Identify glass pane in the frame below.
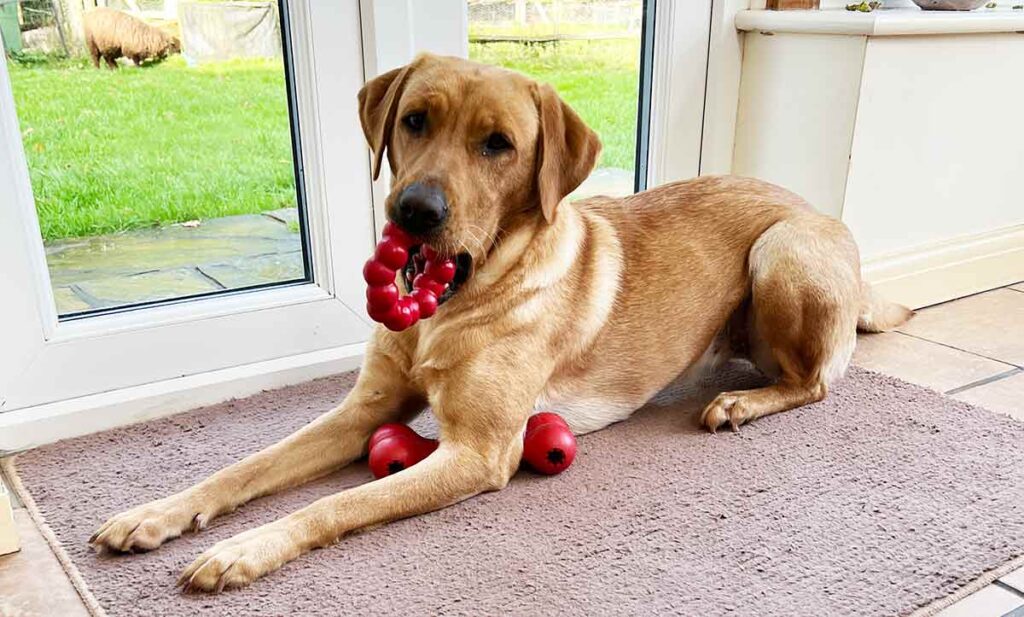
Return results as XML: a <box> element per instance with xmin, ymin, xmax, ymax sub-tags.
<box><xmin>467</xmin><ymin>0</ymin><xmax>645</xmax><ymax>199</ymax></box>
<box><xmin>4</xmin><ymin>0</ymin><xmax>309</xmax><ymax>318</ymax></box>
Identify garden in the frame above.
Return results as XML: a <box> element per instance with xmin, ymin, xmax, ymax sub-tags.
<box><xmin>8</xmin><ymin>53</ymin><xmax>297</xmax><ymax>240</ymax></box>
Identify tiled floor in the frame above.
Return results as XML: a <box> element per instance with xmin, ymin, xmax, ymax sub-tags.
<box><xmin>0</xmin><ymin>283</ymin><xmax>1022</xmax><ymax>616</ymax></box>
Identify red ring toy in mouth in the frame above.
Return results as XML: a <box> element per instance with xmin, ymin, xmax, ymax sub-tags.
<box><xmin>363</xmin><ymin>222</ymin><xmax>457</xmax><ymax>332</ymax></box>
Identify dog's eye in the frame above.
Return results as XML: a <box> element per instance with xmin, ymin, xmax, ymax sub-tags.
<box><xmin>402</xmin><ymin>112</ymin><xmax>426</xmax><ymax>134</ymax></box>
<box><xmin>482</xmin><ymin>133</ymin><xmax>512</xmax><ymax>156</ymax></box>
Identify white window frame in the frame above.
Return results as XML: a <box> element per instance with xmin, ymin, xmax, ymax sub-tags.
<box><xmin>1</xmin><ymin>0</ymin><xmax>746</xmax><ymax>452</ymax></box>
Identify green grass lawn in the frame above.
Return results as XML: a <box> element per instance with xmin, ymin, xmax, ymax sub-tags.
<box><xmin>8</xmin><ymin>37</ymin><xmax>638</xmax><ymax>241</ymax></box>
<box><xmin>469</xmin><ymin>38</ymin><xmax>640</xmax><ymax>171</ymax></box>
<box><xmin>9</xmin><ymin>54</ymin><xmax>297</xmax><ymax>241</ymax></box>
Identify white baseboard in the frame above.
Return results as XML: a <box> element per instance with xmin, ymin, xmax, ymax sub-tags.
<box><xmin>0</xmin><ymin>342</ymin><xmax>366</xmax><ymax>453</ymax></box>
<box><xmin>863</xmin><ymin>224</ymin><xmax>1024</xmax><ymax>310</ymax></box>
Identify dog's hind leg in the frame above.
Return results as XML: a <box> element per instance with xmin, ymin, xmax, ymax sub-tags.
<box><xmin>90</xmin><ymin>335</ymin><xmax>424</xmax><ymax>553</ymax></box>
<box><xmin>701</xmin><ymin>216</ymin><xmax>861</xmax><ymax>432</ymax></box>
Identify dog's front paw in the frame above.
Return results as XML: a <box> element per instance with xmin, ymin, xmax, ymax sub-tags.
<box><xmin>700</xmin><ymin>392</ymin><xmax>751</xmax><ymax>433</ymax></box>
<box><xmin>90</xmin><ymin>495</ymin><xmax>206</xmax><ymax>553</ymax></box>
<box><xmin>179</xmin><ymin>523</ymin><xmax>300</xmax><ymax>593</ymax></box>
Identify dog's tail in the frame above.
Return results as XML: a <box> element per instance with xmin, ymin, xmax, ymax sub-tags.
<box><xmin>857</xmin><ymin>281</ymin><xmax>914</xmax><ymax>333</ymax></box>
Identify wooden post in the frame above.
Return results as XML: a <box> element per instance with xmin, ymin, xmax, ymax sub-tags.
<box><xmin>61</xmin><ymin>0</ymin><xmax>88</xmax><ymax>54</ymax></box>
<box><xmin>50</xmin><ymin>0</ymin><xmax>71</xmax><ymax>56</ymax></box>
<box><xmin>766</xmin><ymin>0</ymin><xmax>820</xmax><ymax>9</ymax></box>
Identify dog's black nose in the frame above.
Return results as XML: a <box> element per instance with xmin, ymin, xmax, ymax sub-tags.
<box><xmin>395</xmin><ymin>183</ymin><xmax>448</xmax><ymax>236</ymax></box>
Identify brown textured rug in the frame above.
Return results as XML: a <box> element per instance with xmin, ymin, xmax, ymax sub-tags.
<box><xmin>5</xmin><ymin>365</ymin><xmax>1024</xmax><ymax>617</ymax></box>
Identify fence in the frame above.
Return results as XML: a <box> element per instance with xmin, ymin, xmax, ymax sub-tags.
<box><xmin>3</xmin><ymin>0</ymin><xmax>280</xmax><ymax>62</ymax></box>
<box><xmin>0</xmin><ymin>0</ymin><xmax>71</xmax><ymax>54</ymax></box>
<box><xmin>468</xmin><ymin>0</ymin><xmax>641</xmax><ymax>41</ymax></box>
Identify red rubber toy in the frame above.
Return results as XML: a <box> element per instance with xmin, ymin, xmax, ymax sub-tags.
<box><xmin>368</xmin><ymin>423</ymin><xmax>439</xmax><ymax>479</ymax></box>
<box><xmin>526</xmin><ymin>412</ymin><xmax>569</xmax><ymax>434</ymax></box>
<box><xmin>363</xmin><ymin>222</ymin><xmax>457</xmax><ymax>332</ymax></box>
<box><xmin>522</xmin><ymin>412</ymin><xmax>577</xmax><ymax>475</ymax></box>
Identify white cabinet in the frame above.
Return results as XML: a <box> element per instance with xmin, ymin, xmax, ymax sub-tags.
<box><xmin>733</xmin><ymin>9</ymin><xmax>1024</xmax><ymax>308</ymax></box>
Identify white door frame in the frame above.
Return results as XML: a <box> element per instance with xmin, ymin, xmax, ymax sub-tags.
<box><xmin>645</xmin><ymin>0</ymin><xmax>713</xmax><ymax>186</ymax></box>
<box><xmin>647</xmin><ymin>0</ymin><xmax>749</xmax><ymax>184</ymax></box>
<box><xmin>1</xmin><ymin>0</ymin><xmax>747</xmax><ymax>452</ymax></box>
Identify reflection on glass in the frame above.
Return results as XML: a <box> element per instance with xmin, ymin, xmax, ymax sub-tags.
<box><xmin>4</xmin><ymin>0</ymin><xmax>306</xmax><ymax>316</ymax></box>
<box><xmin>467</xmin><ymin>0</ymin><xmax>642</xmax><ymax>198</ymax></box>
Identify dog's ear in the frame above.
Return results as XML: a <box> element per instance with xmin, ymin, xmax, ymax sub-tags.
<box><xmin>533</xmin><ymin>83</ymin><xmax>602</xmax><ymax>223</ymax></box>
<box><xmin>358</xmin><ymin>60</ymin><xmax>418</xmax><ymax>180</ymax></box>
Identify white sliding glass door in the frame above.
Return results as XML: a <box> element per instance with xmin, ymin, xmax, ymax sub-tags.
<box><xmin>0</xmin><ymin>1</ymin><xmax>375</xmax><ymax>449</ymax></box>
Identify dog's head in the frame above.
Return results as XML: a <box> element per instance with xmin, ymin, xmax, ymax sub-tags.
<box><xmin>358</xmin><ymin>53</ymin><xmax>601</xmax><ymax>276</ymax></box>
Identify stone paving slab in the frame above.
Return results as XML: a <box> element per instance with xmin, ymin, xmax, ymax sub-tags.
<box><xmin>72</xmin><ymin>268</ymin><xmax>221</xmax><ymax>309</ymax></box>
<box><xmin>573</xmin><ymin>167</ymin><xmax>634</xmax><ymax>199</ymax></box>
<box><xmin>46</xmin><ymin>210</ymin><xmax>303</xmax><ymax>315</ymax></box>
<box><xmin>46</xmin><ymin>213</ymin><xmax>301</xmax><ymax>287</ymax></box>
<box><xmin>264</xmin><ymin>207</ymin><xmax>300</xmax><ymax>228</ymax></box>
<box><xmin>198</xmin><ymin>251</ymin><xmax>304</xmax><ymax>290</ymax></box>
<box><xmin>51</xmin><ymin>286</ymin><xmax>92</xmax><ymax>313</ymax></box>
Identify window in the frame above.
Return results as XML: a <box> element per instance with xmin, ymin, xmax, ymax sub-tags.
<box><xmin>466</xmin><ymin>0</ymin><xmax>651</xmax><ymax>197</ymax></box>
<box><xmin>4</xmin><ymin>0</ymin><xmax>310</xmax><ymax>317</ymax></box>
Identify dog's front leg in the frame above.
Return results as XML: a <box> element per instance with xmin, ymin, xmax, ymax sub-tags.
<box><xmin>91</xmin><ymin>338</ymin><xmax>422</xmax><ymax>553</ymax></box>
<box><xmin>178</xmin><ymin>443</ymin><xmax>509</xmax><ymax>591</ymax></box>
<box><xmin>179</xmin><ymin>352</ymin><xmax>544</xmax><ymax>592</ymax></box>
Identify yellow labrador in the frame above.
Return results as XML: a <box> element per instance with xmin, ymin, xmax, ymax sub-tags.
<box><xmin>90</xmin><ymin>54</ymin><xmax>912</xmax><ymax>591</ymax></box>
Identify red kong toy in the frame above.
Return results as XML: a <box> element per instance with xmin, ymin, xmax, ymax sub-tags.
<box><xmin>522</xmin><ymin>412</ymin><xmax>577</xmax><ymax>475</ymax></box>
<box><xmin>367</xmin><ymin>412</ymin><xmax>576</xmax><ymax>479</ymax></box>
<box><xmin>368</xmin><ymin>423</ymin><xmax>439</xmax><ymax>479</ymax></box>
<box><xmin>363</xmin><ymin>222</ymin><xmax>457</xmax><ymax>332</ymax></box>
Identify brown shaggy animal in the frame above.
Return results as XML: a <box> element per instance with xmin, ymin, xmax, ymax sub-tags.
<box><xmin>84</xmin><ymin>7</ymin><xmax>180</xmax><ymax>70</ymax></box>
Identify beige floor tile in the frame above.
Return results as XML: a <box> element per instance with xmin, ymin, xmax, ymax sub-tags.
<box><xmin>1001</xmin><ymin>566</ymin><xmax>1024</xmax><ymax>593</ymax></box>
<box><xmin>854</xmin><ymin>332</ymin><xmax>1015</xmax><ymax>393</ymax></box>
<box><xmin>899</xmin><ymin>289</ymin><xmax>1024</xmax><ymax>366</ymax></box>
<box><xmin>954</xmin><ymin>371</ymin><xmax>1024</xmax><ymax>421</ymax></box>
<box><xmin>1009</xmin><ymin>282</ymin><xmax>1024</xmax><ymax>293</ymax></box>
<box><xmin>0</xmin><ymin>470</ymin><xmax>23</xmax><ymax>509</ymax></box>
<box><xmin>935</xmin><ymin>584</ymin><xmax>1024</xmax><ymax>617</ymax></box>
<box><xmin>0</xmin><ymin>510</ymin><xmax>90</xmax><ymax>617</ymax></box>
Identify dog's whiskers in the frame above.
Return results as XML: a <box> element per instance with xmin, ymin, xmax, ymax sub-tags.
<box><xmin>464</xmin><ymin>223</ymin><xmax>502</xmax><ymax>255</ymax></box>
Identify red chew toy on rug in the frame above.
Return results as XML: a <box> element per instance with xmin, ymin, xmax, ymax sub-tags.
<box><xmin>367</xmin><ymin>423</ymin><xmax>439</xmax><ymax>479</ymax></box>
<box><xmin>522</xmin><ymin>412</ymin><xmax>577</xmax><ymax>475</ymax></box>
<box><xmin>366</xmin><ymin>412</ymin><xmax>576</xmax><ymax>480</ymax></box>
<box><xmin>363</xmin><ymin>222</ymin><xmax>456</xmax><ymax>332</ymax></box>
